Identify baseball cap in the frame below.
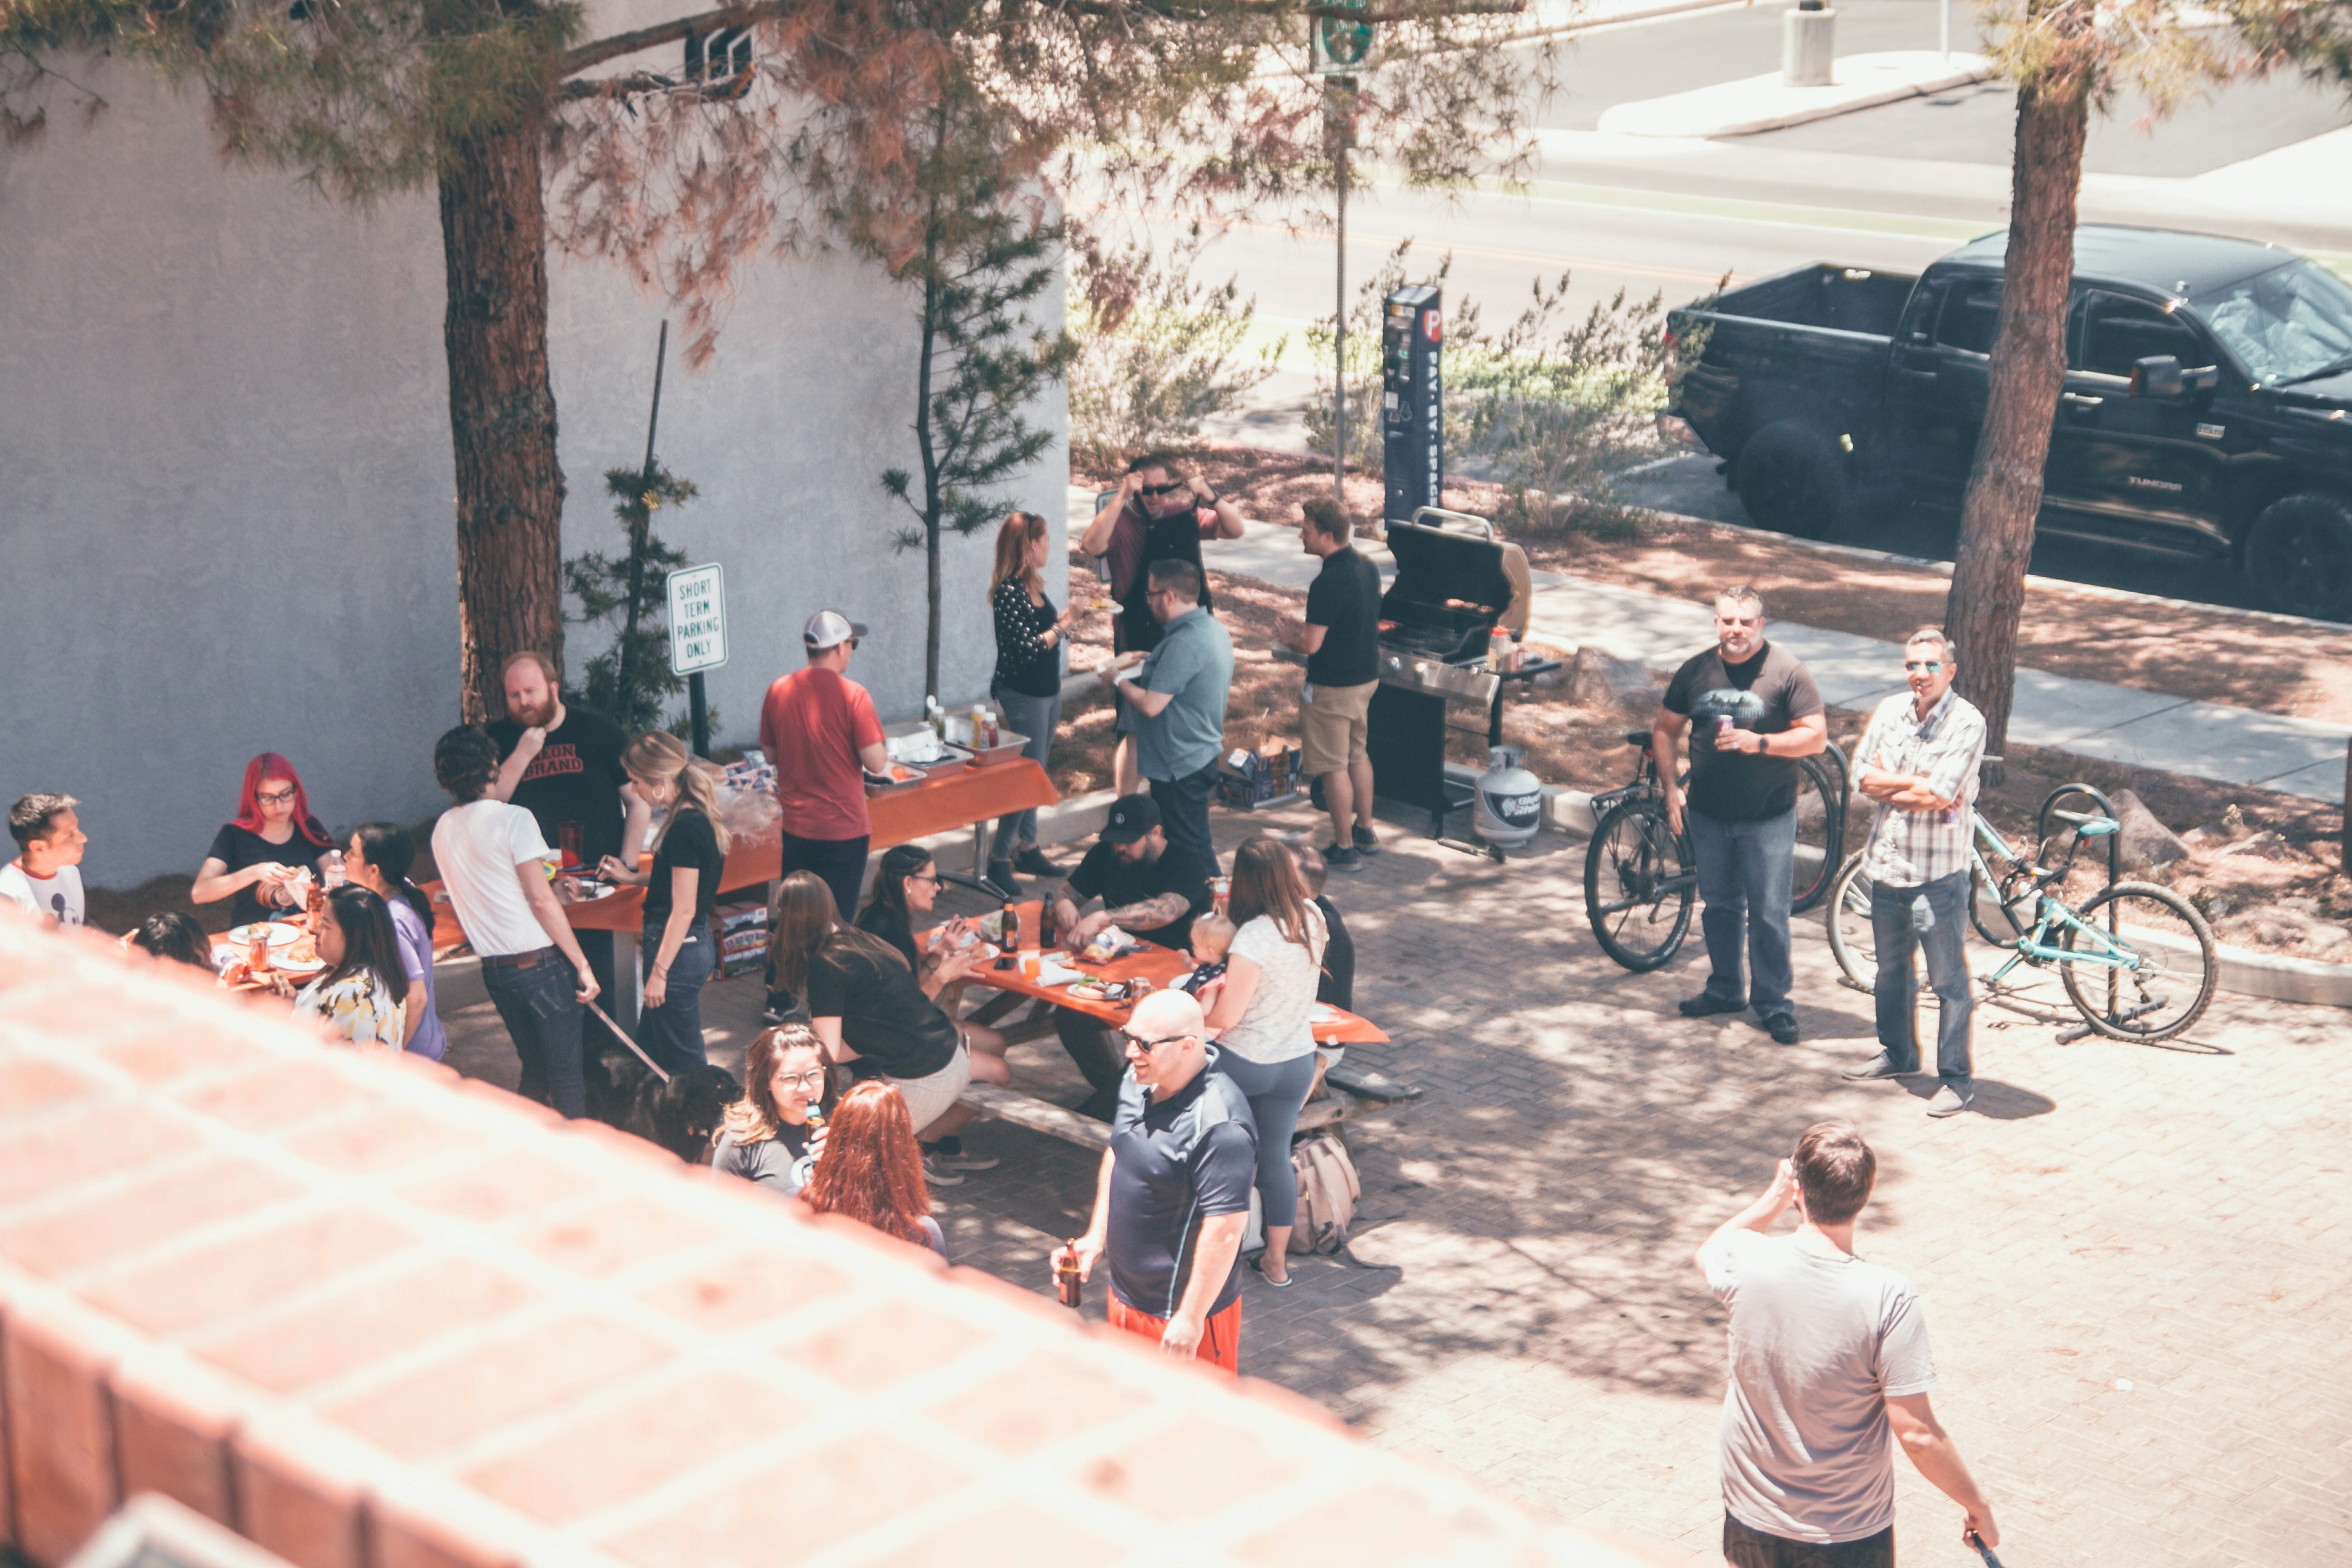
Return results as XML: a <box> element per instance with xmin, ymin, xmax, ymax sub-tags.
<box><xmin>1100</xmin><ymin>794</ymin><xmax>1162</xmax><ymax>846</ymax></box>
<box><xmin>803</xmin><ymin>610</ymin><xmax>868</xmax><ymax>650</ymax></box>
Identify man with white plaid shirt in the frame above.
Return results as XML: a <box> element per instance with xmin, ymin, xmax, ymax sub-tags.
<box><xmin>1841</xmin><ymin>630</ymin><xmax>1987</xmax><ymax>1118</ymax></box>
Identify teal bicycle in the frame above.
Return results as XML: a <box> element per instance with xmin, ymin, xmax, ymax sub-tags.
<box><xmin>1826</xmin><ymin>778</ymin><xmax>2217</xmax><ymax>1044</ymax></box>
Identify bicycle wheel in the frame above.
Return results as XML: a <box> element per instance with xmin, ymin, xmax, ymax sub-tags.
<box><xmin>1790</xmin><ymin>748</ymin><xmax>1846</xmax><ymax>915</ymax></box>
<box><xmin>1824</xmin><ymin>852</ymin><xmax>1932</xmax><ymax>999</ymax></box>
<box><xmin>1584</xmin><ymin>798</ymin><xmax>1696</xmax><ymax>972</ymax></box>
<box><xmin>2059</xmin><ymin>881</ymin><xmax>2217</xmax><ymax>1042</ymax></box>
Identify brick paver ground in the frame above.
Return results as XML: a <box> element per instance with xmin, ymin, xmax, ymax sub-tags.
<box><xmin>443</xmin><ymin>805</ymin><xmax>2352</xmax><ymax>1567</ymax></box>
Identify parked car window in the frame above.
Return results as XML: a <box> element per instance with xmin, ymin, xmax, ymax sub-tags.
<box><xmin>2078</xmin><ymin>293</ymin><xmax>2206</xmax><ymax>378</ymax></box>
<box><xmin>1934</xmin><ymin>281</ymin><xmax>2002</xmax><ymax>355</ymax></box>
<box><xmin>2195</xmin><ymin>260</ymin><xmax>2352</xmax><ymax>386</ymax></box>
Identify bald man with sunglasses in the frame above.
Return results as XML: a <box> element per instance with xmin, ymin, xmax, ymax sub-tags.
<box><xmin>1062</xmin><ymin>990</ymin><xmax>1258</xmax><ymax>1373</ymax></box>
<box><xmin>1841</xmin><ymin>630</ymin><xmax>1988</xmax><ymax>1119</ymax></box>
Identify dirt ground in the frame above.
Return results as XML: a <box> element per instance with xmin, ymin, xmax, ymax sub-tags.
<box><xmin>1104</xmin><ymin>446</ymin><xmax>2352</xmax><ymax>725</ymax></box>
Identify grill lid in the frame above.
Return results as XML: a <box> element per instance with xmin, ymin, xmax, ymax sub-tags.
<box><xmin>1379</xmin><ymin>518</ymin><xmax>1512</xmax><ymax>632</ymax></box>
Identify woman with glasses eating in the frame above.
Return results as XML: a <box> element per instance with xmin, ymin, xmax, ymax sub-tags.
<box><xmin>712</xmin><ymin>1024</ymin><xmax>829</xmax><ymax>1197</ymax></box>
<box><xmin>193</xmin><ymin>753</ymin><xmax>343</xmax><ymax>927</ymax></box>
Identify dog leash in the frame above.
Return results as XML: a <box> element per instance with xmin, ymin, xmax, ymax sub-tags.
<box><xmin>584</xmin><ymin>997</ymin><xmax>671</xmax><ymax>1084</ymax></box>
<box><xmin>1967</xmin><ymin>1529</ymin><xmax>2005</xmax><ymax>1567</ymax></box>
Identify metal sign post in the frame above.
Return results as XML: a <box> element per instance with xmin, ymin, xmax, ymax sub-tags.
<box><xmin>665</xmin><ymin>563</ymin><xmax>727</xmax><ymax>757</ymax></box>
<box><xmin>1314</xmin><ymin>7</ymin><xmax>1371</xmax><ymax>512</ymax></box>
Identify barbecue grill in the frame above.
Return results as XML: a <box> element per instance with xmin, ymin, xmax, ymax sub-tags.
<box><xmin>1367</xmin><ymin>508</ymin><xmax>1560</xmax><ymax>850</ymax></box>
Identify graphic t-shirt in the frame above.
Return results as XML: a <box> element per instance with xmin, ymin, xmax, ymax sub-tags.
<box><xmin>642</xmin><ymin>808</ymin><xmax>725</xmax><ymax>927</ymax></box>
<box><xmin>487</xmin><ymin>707</ymin><xmax>630</xmax><ymax>867</ymax></box>
<box><xmin>804</xmin><ymin>930</ymin><xmax>959</xmax><ymax>1082</ymax></box>
<box><xmin>205</xmin><ymin>822</ymin><xmax>330</xmax><ymax>927</ymax></box>
<box><xmin>712</xmin><ymin>1123</ymin><xmax>814</xmax><ymax>1197</ymax></box>
<box><xmin>1304</xmin><ymin>546</ymin><xmax>1382</xmax><ymax>688</ymax></box>
<box><xmin>1662</xmin><ymin>641</ymin><xmax>1824</xmax><ymax>823</ymax></box>
<box><xmin>758</xmin><ymin>668</ymin><xmax>886</xmax><ymax>841</ymax></box>
<box><xmin>1706</xmin><ymin>1230</ymin><xmax>1939</xmax><ymax>1544</ymax></box>
<box><xmin>1106</xmin><ymin>1051</ymin><xmax>1258</xmax><ymax>1318</ymax></box>
<box><xmin>0</xmin><ymin>861</ymin><xmax>84</xmax><ymax>927</ymax></box>
<box><xmin>1067</xmin><ymin>838</ymin><xmax>1214</xmax><ymax>950</ymax></box>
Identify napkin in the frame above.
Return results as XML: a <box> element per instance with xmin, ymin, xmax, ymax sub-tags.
<box><xmin>1037</xmin><ymin>959</ymin><xmax>1086</xmax><ymax>988</ymax></box>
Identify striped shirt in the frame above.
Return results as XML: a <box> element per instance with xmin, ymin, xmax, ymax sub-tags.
<box><xmin>1855</xmin><ymin>688</ymin><xmax>1987</xmax><ymax>888</ymax></box>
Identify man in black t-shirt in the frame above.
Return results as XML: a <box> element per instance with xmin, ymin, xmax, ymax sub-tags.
<box><xmin>1278</xmin><ymin>497</ymin><xmax>1383</xmax><ymax>871</ymax></box>
<box><xmin>1656</xmin><ymin>587</ymin><xmax>1828</xmax><ymax>1045</ymax></box>
<box><xmin>487</xmin><ymin>652</ymin><xmax>649</xmax><ymax>1038</ymax></box>
<box><xmin>1045</xmin><ymin>795</ymin><xmax>1214</xmax><ymax>1111</ymax></box>
<box><xmin>1064</xmin><ymin>989</ymin><xmax>1257</xmax><ymax>1373</ymax></box>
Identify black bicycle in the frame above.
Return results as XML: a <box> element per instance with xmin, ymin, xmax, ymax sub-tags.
<box><xmin>1584</xmin><ymin>728</ymin><xmax>1847</xmax><ymax>972</ymax></box>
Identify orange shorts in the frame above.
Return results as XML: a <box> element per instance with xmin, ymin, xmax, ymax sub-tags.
<box><xmin>1106</xmin><ymin>1293</ymin><xmax>1242</xmax><ymax>1375</ymax></box>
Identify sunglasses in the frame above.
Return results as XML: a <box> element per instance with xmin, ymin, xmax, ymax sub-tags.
<box><xmin>1904</xmin><ymin>661</ymin><xmax>1945</xmax><ymax>674</ymax></box>
<box><xmin>1137</xmin><ymin>482</ymin><xmax>1187</xmax><ymax>497</ymax></box>
<box><xmin>255</xmin><ymin>788</ymin><xmax>298</xmax><ymax>805</ymax></box>
<box><xmin>1119</xmin><ymin>1030</ymin><xmax>1194</xmax><ymax>1052</ymax></box>
<box><xmin>906</xmin><ymin>872</ymin><xmax>941</xmax><ymax>886</ymax></box>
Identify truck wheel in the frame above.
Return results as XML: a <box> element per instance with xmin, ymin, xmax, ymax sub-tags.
<box><xmin>1736</xmin><ymin>422</ymin><xmax>1846</xmax><ymax>540</ymax></box>
<box><xmin>2246</xmin><ymin>492</ymin><xmax>2352</xmax><ymax>623</ymax></box>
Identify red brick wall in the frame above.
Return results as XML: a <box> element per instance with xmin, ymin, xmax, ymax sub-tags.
<box><xmin>0</xmin><ymin>912</ymin><xmax>1671</xmax><ymax>1568</ymax></box>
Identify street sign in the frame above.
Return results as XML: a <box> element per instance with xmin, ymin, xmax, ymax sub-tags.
<box><xmin>1313</xmin><ymin>4</ymin><xmax>1373</xmax><ymax>72</ymax></box>
<box><xmin>665</xmin><ymin>563</ymin><xmax>727</xmax><ymax>676</ymax></box>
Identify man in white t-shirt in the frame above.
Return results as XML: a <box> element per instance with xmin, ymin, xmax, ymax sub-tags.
<box><xmin>430</xmin><ymin>726</ymin><xmax>601</xmax><ymax>1117</ymax></box>
<box><xmin>3</xmin><ymin>794</ymin><xmax>88</xmax><ymax>928</ymax></box>
<box><xmin>1694</xmin><ymin>1123</ymin><xmax>1998</xmax><ymax>1568</ymax></box>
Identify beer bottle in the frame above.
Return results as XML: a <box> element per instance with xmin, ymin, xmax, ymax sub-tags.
<box><xmin>1001</xmin><ymin>897</ymin><xmax>1020</xmax><ymax>950</ymax></box>
<box><xmin>1055</xmin><ymin>1241</ymin><xmax>1083</xmax><ymax>1309</ymax></box>
<box><xmin>1039</xmin><ymin>895</ymin><xmax>1056</xmax><ymax>950</ymax></box>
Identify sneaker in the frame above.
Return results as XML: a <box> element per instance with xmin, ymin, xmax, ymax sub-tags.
<box><xmin>1841</xmin><ymin>1053</ymin><xmax>1912</xmax><ymax>1081</ymax></box>
<box><xmin>919</xmin><ymin>1150</ymin><xmax>967</xmax><ymax>1187</ymax></box>
<box><xmin>1351</xmin><ymin>825</ymin><xmax>1382</xmax><ymax>856</ymax></box>
<box><xmin>1014</xmin><ymin>846</ymin><xmax>1059</xmax><ymax>878</ymax></box>
<box><xmin>929</xmin><ymin>1135</ymin><xmax>1000</xmax><ymax>1171</ymax></box>
<box><xmin>984</xmin><ymin>860</ymin><xmax>1016</xmax><ymax>895</ymax></box>
<box><xmin>1762</xmin><ymin>1014</ymin><xmax>1800</xmax><ymax>1045</ymax></box>
<box><xmin>1926</xmin><ymin>1082</ymin><xmax>1975</xmax><ymax>1118</ymax></box>
<box><xmin>1323</xmin><ymin>843</ymin><xmax>1365</xmax><ymax>873</ymax></box>
<box><xmin>1678</xmin><ymin>993</ymin><xmax>1746</xmax><ymax>1018</ymax></box>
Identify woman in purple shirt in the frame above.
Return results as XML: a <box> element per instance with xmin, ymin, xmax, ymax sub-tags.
<box><xmin>345</xmin><ymin>823</ymin><xmax>447</xmax><ymax>1060</ymax></box>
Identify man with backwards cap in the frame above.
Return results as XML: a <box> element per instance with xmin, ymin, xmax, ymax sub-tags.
<box><xmin>1045</xmin><ymin>793</ymin><xmax>1215</xmax><ymax>1117</ymax></box>
<box><xmin>1060</xmin><ymin>986</ymin><xmax>1258</xmax><ymax>1375</ymax></box>
<box><xmin>759</xmin><ymin>610</ymin><xmax>890</xmax><ymax>965</ymax></box>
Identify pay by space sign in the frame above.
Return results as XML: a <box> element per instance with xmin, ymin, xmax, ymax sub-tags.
<box><xmin>666</xmin><ymin>564</ymin><xmax>727</xmax><ymax>676</ymax></box>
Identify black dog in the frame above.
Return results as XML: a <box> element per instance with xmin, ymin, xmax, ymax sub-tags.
<box><xmin>582</xmin><ymin>1031</ymin><xmax>739</xmax><ymax>1164</ymax></box>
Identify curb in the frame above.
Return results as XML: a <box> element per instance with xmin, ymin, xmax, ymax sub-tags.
<box><xmin>1596</xmin><ymin>56</ymin><xmax>1991</xmax><ymax>140</ymax></box>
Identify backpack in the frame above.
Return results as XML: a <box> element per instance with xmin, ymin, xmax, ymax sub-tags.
<box><xmin>1287</xmin><ymin>1131</ymin><xmax>1361</xmax><ymax>1255</ymax></box>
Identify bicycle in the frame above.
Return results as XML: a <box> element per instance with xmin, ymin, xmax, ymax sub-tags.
<box><xmin>1825</xmin><ymin>777</ymin><xmax>2217</xmax><ymax>1042</ymax></box>
<box><xmin>1584</xmin><ymin>728</ymin><xmax>1847</xmax><ymax>972</ymax></box>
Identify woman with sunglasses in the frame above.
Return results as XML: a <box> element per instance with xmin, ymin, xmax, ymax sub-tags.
<box><xmin>713</xmin><ymin>1024</ymin><xmax>829</xmax><ymax>1197</ymax></box>
<box><xmin>193</xmin><ymin>753</ymin><xmax>344</xmax><ymax>929</ymax></box>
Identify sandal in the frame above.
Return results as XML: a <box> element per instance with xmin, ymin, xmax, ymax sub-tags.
<box><xmin>1247</xmin><ymin>1252</ymin><xmax>1295</xmax><ymax>1289</ymax></box>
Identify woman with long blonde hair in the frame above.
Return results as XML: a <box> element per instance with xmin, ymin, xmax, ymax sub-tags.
<box><xmin>985</xmin><ymin>510</ymin><xmax>1077</xmax><ymax>889</ymax></box>
<box><xmin>596</xmin><ymin>731</ymin><xmax>733</xmax><ymax>1071</ymax></box>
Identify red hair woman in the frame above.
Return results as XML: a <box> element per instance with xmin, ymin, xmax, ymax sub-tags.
<box><xmin>800</xmin><ymin>1080</ymin><xmax>947</xmax><ymax>1259</ymax></box>
<box><xmin>193</xmin><ymin>753</ymin><xmax>341</xmax><ymax>929</ymax></box>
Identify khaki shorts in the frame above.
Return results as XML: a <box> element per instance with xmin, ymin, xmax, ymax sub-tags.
<box><xmin>1299</xmin><ymin>679</ymin><xmax>1377</xmax><ymax>776</ymax></box>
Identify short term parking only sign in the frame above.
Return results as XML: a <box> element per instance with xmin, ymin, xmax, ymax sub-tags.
<box><xmin>667</xmin><ymin>564</ymin><xmax>727</xmax><ymax>676</ymax></box>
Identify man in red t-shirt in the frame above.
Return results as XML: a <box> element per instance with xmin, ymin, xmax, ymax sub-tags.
<box><xmin>759</xmin><ymin>610</ymin><xmax>889</xmax><ymax>930</ymax></box>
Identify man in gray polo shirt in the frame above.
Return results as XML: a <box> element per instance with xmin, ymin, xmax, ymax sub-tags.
<box><xmin>1100</xmin><ymin>557</ymin><xmax>1234</xmax><ymax>871</ymax></box>
<box><xmin>1695</xmin><ymin>1123</ymin><xmax>1999</xmax><ymax>1567</ymax></box>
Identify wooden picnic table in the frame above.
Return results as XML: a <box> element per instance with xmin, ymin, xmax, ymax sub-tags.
<box><xmin>420</xmin><ymin>760</ymin><xmax>1059</xmax><ymax>1021</ymax></box>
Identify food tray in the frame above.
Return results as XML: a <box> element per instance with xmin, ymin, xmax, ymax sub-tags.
<box><xmin>962</xmin><ymin>730</ymin><xmax>1028</xmax><ymax>768</ymax></box>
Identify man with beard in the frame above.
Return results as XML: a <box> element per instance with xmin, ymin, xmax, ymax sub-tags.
<box><xmin>1079</xmin><ymin>453</ymin><xmax>1247</xmax><ymax>795</ymax></box>
<box><xmin>489</xmin><ymin>652</ymin><xmax>647</xmax><ymax>1036</ymax></box>
<box><xmin>1655</xmin><ymin>587</ymin><xmax>1826</xmax><ymax>1046</ymax></box>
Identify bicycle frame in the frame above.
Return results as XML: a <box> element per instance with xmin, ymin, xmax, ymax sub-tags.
<box><xmin>1965</xmin><ymin>811</ymin><xmax>2149</xmax><ymax>982</ymax></box>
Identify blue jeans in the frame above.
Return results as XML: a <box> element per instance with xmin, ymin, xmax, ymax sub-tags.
<box><xmin>1149</xmin><ymin>762</ymin><xmax>1221</xmax><ymax>872</ymax></box>
<box><xmin>482</xmin><ymin>950</ymin><xmax>587</xmax><ymax>1119</ymax></box>
<box><xmin>989</xmin><ymin>685</ymin><xmax>1062</xmax><ymax>861</ymax></box>
<box><xmin>1870</xmin><ymin>869</ymin><xmax>1975</xmax><ymax>1084</ymax></box>
<box><xmin>636</xmin><ymin>921</ymin><xmax>713</xmax><ymax>1075</ymax></box>
<box><xmin>1214</xmin><ymin>1050</ymin><xmax>1316</xmax><ymax>1229</ymax></box>
<box><xmin>1688</xmin><ymin>806</ymin><xmax>1797</xmax><ymax>1019</ymax></box>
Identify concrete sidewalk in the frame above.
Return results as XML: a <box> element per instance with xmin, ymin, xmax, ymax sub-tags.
<box><xmin>1596</xmin><ymin>51</ymin><xmax>1991</xmax><ymax>139</ymax></box>
<box><xmin>1091</xmin><ymin>491</ymin><xmax>2351</xmax><ymax>805</ymax></box>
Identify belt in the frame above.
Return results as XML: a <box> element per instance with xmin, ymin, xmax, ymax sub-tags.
<box><xmin>482</xmin><ymin>946</ymin><xmax>560</xmax><ymax>971</ymax></box>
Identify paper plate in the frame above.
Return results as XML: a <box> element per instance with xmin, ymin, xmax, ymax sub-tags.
<box><xmin>226</xmin><ymin>922</ymin><xmax>302</xmax><ymax>949</ymax></box>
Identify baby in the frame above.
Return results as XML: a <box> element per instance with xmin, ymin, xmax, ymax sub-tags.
<box><xmin>1177</xmin><ymin>910</ymin><xmax>1236</xmax><ymax>1006</ymax></box>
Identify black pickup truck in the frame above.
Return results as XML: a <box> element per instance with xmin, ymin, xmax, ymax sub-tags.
<box><xmin>1662</xmin><ymin>224</ymin><xmax>2352</xmax><ymax>621</ymax></box>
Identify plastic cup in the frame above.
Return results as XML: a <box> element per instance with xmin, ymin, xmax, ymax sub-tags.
<box><xmin>1019</xmin><ymin>949</ymin><xmax>1042</xmax><ymax>981</ymax></box>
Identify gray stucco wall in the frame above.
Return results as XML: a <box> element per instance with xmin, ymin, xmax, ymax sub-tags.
<box><xmin>0</xmin><ymin>57</ymin><xmax>1067</xmax><ymax>891</ymax></box>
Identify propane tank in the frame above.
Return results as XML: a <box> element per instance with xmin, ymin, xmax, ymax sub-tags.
<box><xmin>1472</xmin><ymin>745</ymin><xmax>1544</xmax><ymax>852</ymax></box>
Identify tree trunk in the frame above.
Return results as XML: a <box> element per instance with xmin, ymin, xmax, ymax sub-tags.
<box><xmin>440</xmin><ymin>119</ymin><xmax>566</xmax><ymax>724</ymax></box>
<box><xmin>1942</xmin><ymin>75</ymin><xmax>2089</xmax><ymax>761</ymax></box>
<box><xmin>916</xmin><ymin>204</ymin><xmax>945</xmax><ymax>704</ymax></box>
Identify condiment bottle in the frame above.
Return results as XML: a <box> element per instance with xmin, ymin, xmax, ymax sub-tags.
<box><xmin>1488</xmin><ymin>627</ymin><xmax>1509</xmax><ymax>670</ymax></box>
<box><xmin>1055</xmin><ymin>1241</ymin><xmax>1084</xmax><ymax>1309</ymax></box>
<box><xmin>247</xmin><ymin>930</ymin><xmax>269</xmax><ymax>973</ymax></box>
